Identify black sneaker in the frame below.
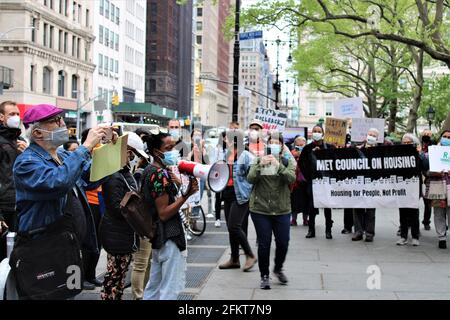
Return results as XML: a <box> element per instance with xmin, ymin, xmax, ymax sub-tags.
<box><xmin>273</xmin><ymin>270</ymin><xmax>288</xmax><ymax>285</ymax></box>
<box><xmin>424</xmin><ymin>224</ymin><xmax>431</xmax><ymax>231</ymax></box>
<box><xmin>439</xmin><ymin>240</ymin><xmax>447</xmax><ymax>249</ymax></box>
<box><xmin>82</xmin><ymin>281</ymin><xmax>96</xmax><ymax>290</ymax></box>
<box><xmin>341</xmin><ymin>228</ymin><xmax>351</xmax><ymax>234</ymax></box>
<box><xmin>260</xmin><ymin>275</ymin><xmax>271</xmax><ymax>290</ymax></box>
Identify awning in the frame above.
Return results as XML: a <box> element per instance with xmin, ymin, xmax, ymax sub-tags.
<box><xmin>113</xmin><ymin>103</ymin><xmax>178</xmax><ymax>119</ymax></box>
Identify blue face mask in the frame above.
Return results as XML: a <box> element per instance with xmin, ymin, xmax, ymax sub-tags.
<box><xmin>295</xmin><ymin>146</ymin><xmax>303</xmax><ymax>152</ymax></box>
<box><xmin>268</xmin><ymin>144</ymin><xmax>282</xmax><ymax>155</ymax></box>
<box><xmin>162</xmin><ymin>150</ymin><xmax>180</xmax><ymax>166</ymax></box>
<box><xmin>441</xmin><ymin>137</ymin><xmax>450</xmax><ymax>146</ymax></box>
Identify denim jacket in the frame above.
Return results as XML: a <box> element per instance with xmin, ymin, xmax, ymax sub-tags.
<box><xmin>13</xmin><ymin>143</ymin><xmax>101</xmax><ymax>253</ymax></box>
<box><xmin>233</xmin><ymin>150</ymin><xmax>255</xmax><ymax>204</ymax></box>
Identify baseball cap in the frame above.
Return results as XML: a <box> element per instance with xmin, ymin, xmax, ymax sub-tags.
<box><xmin>249</xmin><ymin>119</ymin><xmax>263</xmax><ymax>129</ymax></box>
<box><xmin>23</xmin><ymin>104</ymin><xmax>64</xmax><ymax>128</ymax></box>
<box><xmin>125</xmin><ymin>131</ymin><xmax>149</xmax><ymax>159</ymax></box>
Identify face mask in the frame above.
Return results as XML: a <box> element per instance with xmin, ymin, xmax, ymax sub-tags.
<box><xmin>194</xmin><ymin>136</ymin><xmax>201</xmax><ymax>145</ymax></box>
<box><xmin>169</xmin><ymin>129</ymin><xmax>180</xmax><ymax>140</ymax></box>
<box><xmin>367</xmin><ymin>135</ymin><xmax>377</xmax><ymax>145</ymax></box>
<box><xmin>269</xmin><ymin>144</ymin><xmax>281</xmax><ymax>155</ymax></box>
<box><xmin>128</xmin><ymin>151</ymin><xmax>138</xmax><ymax>170</ymax></box>
<box><xmin>312</xmin><ymin>132</ymin><xmax>323</xmax><ymax>141</ymax></box>
<box><xmin>249</xmin><ymin>130</ymin><xmax>259</xmax><ymax>141</ymax></box>
<box><xmin>422</xmin><ymin>136</ymin><xmax>431</xmax><ymax>143</ymax></box>
<box><xmin>441</xmin><ymin>137</ymin><xmax>450</xmax><ymax>146</ymax></box>
<box><xmin>38</xmin><ymin>127</ymin><xmax>69</xmax><ymax>147</ymax></box>
<box><xmin>6</xmin><ymin>115</ymin><xmax>21</xmax><ymax>129</ymax></box>
<box><xmin>295</xmin><ymin>146</ymin><xmax>303</xmax><ymax>152</ymax></box>
<box><xmin>162</xmin><ymin>150</ymin><xmax>180</xmax><ymax>166</ymax></box>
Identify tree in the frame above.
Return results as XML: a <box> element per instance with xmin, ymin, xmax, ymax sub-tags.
<box><xmin>419</xmin><ymin>74</ymin><xmax>450</xmax><ymax>131</ymax></box>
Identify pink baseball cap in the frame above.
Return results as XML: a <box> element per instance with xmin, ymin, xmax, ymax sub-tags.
<box><xmin>23</xmin><ymin>104</ymin><xmax>64</xmax><ymax>128</ymax></box>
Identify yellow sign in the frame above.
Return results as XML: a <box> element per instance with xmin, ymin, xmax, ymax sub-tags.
<box><xmin>324</xmin><ymin>117</ymin><xmax>348</xmax><ymax>147</ymax></box>
<box><xmin>90</xmin><ymin>134</ymin><xmax>128</xmax><ymax>181</ymax></box>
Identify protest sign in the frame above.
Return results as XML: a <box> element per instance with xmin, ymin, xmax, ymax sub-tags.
<box><xmin>333</xmin><ymin>97</ymin><xmax>364</xmax><ymax>119</ymax></box>
<box><xmin>90</xmin><ymin>134</ymin><xmax>128</xmax><ymax>181</ymax></box>
<box><xmin>324</xmin><ymin>117</ymin><xmax>348</xmax><ymax>147</ymax></box>
<box><xmin>428</xmin><ymin>146</ymin><xmax>450</xmax><ymax>172</ymax></box>
<box><xmin>254</xmin><ymin>107</ymin><xmax>288</xmax><ymax>131</ymax></box>
<box><xmin>312</xmin><ymin>145</ymin><xmax>420</xmax><ymax>208</ymax></box>
<box><xmin>351</xmin><ymin>118</ymin><xmax>385</xmax><ymax>143</ymax></box>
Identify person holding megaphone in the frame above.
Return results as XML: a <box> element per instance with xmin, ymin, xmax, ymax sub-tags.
<box><xmin>141</xmin><ymin>130</ymin><xmax>199</xmax><ymax>300</ymax></box>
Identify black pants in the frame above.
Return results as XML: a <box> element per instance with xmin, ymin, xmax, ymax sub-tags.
<box><xmin>306</xmin><ymin>184</ymin><xmax>333</xmax><ymax>232</ymax></box>
<box><xmin>215</xmin><ymin>192</ymin><xmax>222</xmax><ymax>221</ymax></box>
<box><xmin>344</xmin><ymin>208</ymin><xmax>354</xmax><ymax>231</ymax></box>
<box><xmin>422</xmin><ymin>198</ymin><xmax>432</xmax><ymax>226</ymax></box>
<box><xmin>0</xmin><ymin>210</ymin><xmax>17</xmax><ymax>261</ymax></box>
<box><xmin>399</xmin><ymin>208</ymin><xmax>420</xmax><ymax>240</ymax></box>
<box><xmin>227</xmin><ymin>201</ymin><xmax>253</xmax><ymax>262</ymax></box>
<box><xmin>82</xmin><ymin>204</ymin><xmax>102</xmax><ymax>281</ymax></box>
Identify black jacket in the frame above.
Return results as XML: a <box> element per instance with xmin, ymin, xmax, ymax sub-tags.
<box><xmin>99</xmin><ymin>167</ymin><xmax>139</xmax><ymax>255</ymax></box>
<box><xmin>298</xmin><ymin>141</ymin><xmax>335</xmax><ymax>183</ymax></box>
<box><xmin>0</xmin><ymin>125</ymin><xmax>21</xmax><ymax>214</ymax></box>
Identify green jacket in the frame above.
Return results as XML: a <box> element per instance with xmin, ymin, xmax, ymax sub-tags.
<box><xmin>247</xmin><ymin>156</ymin><xmax>296</xmax><ymax>215</ymax></box>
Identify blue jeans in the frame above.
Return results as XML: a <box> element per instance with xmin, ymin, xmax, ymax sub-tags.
<box><xmin>250</xmin><ymin>213</ymin><xmax>290</xmax><ymax>278</ymax></box>
<box><xmin>143</xmin><ymin>240</ymin><xmax>186</xmax><ymax>300</ymax></box>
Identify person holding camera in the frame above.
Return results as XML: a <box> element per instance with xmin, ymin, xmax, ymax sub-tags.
<box><xmin>247</xmin><ymin>132</ymin><xmax>296</xmax><ymax>290</ymax></box>
<box><xmin>142</xmin><ymin>130</ymin><xmax>199</xmax><ymax>300</ymax></box>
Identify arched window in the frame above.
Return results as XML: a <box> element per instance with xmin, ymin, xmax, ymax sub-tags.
<box><xmin>43</xmin><ymin>67</ymin><xmax>52</xmax><ymax>94</ymax></box>
<box><xmin>58</xmin><ymin>70</ymin><xmax>66</xmax><ymax>96</ymax></box>
<box><xmin>71</xmin><ymin>74</ymin><xmax>79</xmax><ymax>99</ymax></box>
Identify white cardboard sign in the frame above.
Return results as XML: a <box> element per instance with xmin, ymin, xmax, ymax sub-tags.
<box><xmin>333</xmin><ymin>97</ymin><xmax>364</xmax><ymax>119</ymax></box>
<box><xmin>429</xmin><ymin>146</ymin><xmax>450</xmax><ymax>172</ymax></box>
<box><xmin>351</xmin><ymin>118</ymin><xmax>385</xmax><ymax>143</ymax></box>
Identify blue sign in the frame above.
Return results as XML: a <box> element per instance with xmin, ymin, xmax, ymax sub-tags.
<box><xmin>239</xmin><ymin>30</ymin><xmax>263</xmax><ymax>41</ymax></box>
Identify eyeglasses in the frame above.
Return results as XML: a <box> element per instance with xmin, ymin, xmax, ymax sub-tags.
<box><xmin>149</xmin><ymin>127</ymin><xmax>169</xmax><ymax>135</ymax></box>
<box><xmin>41</xmin><ymin>115</ymin><xmax>63</xmax><ymax>127</ymax></box>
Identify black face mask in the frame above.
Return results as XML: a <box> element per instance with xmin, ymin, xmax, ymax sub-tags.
<box><xmin>422</xmin><ymin>136</ymin><xmax>431</xmax><ymax>143</ymax></box>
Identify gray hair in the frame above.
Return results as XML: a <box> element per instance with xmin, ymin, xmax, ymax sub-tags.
<box><xmin>402</xmin><ymin>133</ymin><xmax>420</xmax><ymax>146</ymax></box>
<box><xmin>25</xmin><ymin>122</ymin><xmax>41</xmax><ymax>143</ymax></box>
<box><xmin>294</xmin><ymin>136</ymin><xmax>306</xmax><ymax>144</ymax></box>
<box><xmin>368</xmin><ymin>128</ymin><xmax>380</xmax><ymax>137</ymax></box>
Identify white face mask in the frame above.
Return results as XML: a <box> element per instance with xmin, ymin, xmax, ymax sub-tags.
<box><xmin>6</xmin><ymin>115</ymin><xmax>21</xmax><ymax>129</ymax></box>
<box><xmin>367</xmin><ymin>135</ymin><xmax>377</xmax><ymax>145</ymax></box>
<box><xmin>312</xmin><ymin>132</ymin><xmax>323</xmax><ymax>141</ymax></box>
<box><xmin>169</xmin><ymin>129</ymin><xmax>180</xmax><ymax>140</ymax></box>
<box><xmin>249</xmin><ymin>130</ymin><xmax>259</xmax><ymax>141</ymax></box>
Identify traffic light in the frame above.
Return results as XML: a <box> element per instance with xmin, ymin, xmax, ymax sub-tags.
<box><xmin>111</xmin><ymin>94</ymin><xmax>119</xmax><ymax>106</ymax></box>
<box><xmin>195</xmin><ymin>83</ymin><xmax>204</xmax><ymax>97</ymax></box>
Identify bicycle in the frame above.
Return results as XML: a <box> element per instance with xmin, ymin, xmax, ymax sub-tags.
<box><xmin>180</xmin><ymin>202</ymin><xmax>206</xmax><ymax>239</ymax></box>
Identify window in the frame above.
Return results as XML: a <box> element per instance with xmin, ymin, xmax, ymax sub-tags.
<box><xmin>99</xmin><ymin>0</ymin><xmax>104</xmax><ymax>15</ymax></box>
<box><xmin>149</xmin><ymin>61</ymin><xmax>157</xmax><ymax>72</ymax></box>
<box><xmin>43</xmin><ymin>23</ymin><xmax>48</xmax><ymax>47</ymax></box>
<box><xmin>59</xmin><ymin>0</ymin><xmax>64</xmax><ymax>14</ymax></box>
<box><xmin>72</xmin><ymin>2</ymin><xmax>76</xmax><ymax>21</ymax></box>
<box><xmin>72</xmin><ymin>35</ymin><xmax>76</xmax><ymax>56</ymax></box>
<box><xmin>58</xmin><ymin>70</ymin><xmax>66</xmax><ymax>97</ymax></box>
<box><xmin>150</xmin><ymin>21</ymin><xmax>157</xmax><ymax>33</ymax></box>
<box><xmin>84</xmin><ymin>79</ymin><xmax>88</xmax><ymax>100</ymax></box>
<box><xmin>99</xmin><ymin>25</ymin><xmax>103</xmax><ymax>44</ymax></box>
<box><xmin>77</xmin><ymin>38</ymin><xmax>81</xmax><ymax>58</ymax></box>
<box><xmin>71</xmin><ymin>75</ymin><xmax>78</xmax><ymax>99</ymax></box>
<box><xmin>98</xmin><ymin>87</ymin><xmax>103</xmax><ymax>100</ymax></box>
<box><xmin>64</xmin><ymin>32</ymin><xmax>68</xmax><ymax>53</ymax></box>
<box><xmin>148</xmin><ymin>79</ymin><xmax>156</xmax><ymax>92</ymax></box>
<box><xmin>105</xmin><ymin>27</ymin><xmax>109</xmax><ymax>46</ymax></box>
<box><xmin>309</xmin><ymin>101</ymin><xmax>316</xmax><ymax>116</ymax></box>
<box><xmin>196</xmin><ymin>22</ymin><xmax>202</xmax><ymax>31</ymax></box>
<box><xmin>136</xmin><ymin>3</ymin><xmax>145</xmax><ymax>21</ymax></box>
<box><xmin>105</xmin><ymin>0</ymin><xmax>109</xmax><ymax>18</ymax></box>
<box><xmin>196</xmin><ymin>35</ymin><xmax>202</xmax><ymax>45</ymax></box>
<box><xmin>115</xmin><ymin>34</ymin><xmax>119</xmax><ymax>51</ymax></box>
<box><xmin>197</xmin><ymin>7</ymin><xmax>203</xmax><ymax>16</ymax></box>
<box><xmin>30</xmin><ymin>65</ymin><xmax>35</xmax><ymax>91</ymax></box>
<box><xmin>50</xmin><ymin>0</ymin><xmax>53</xmax><ymax>9</ymax></box>
<box><xmin>126</xmin><ymin>0</ymin><xmax>135</xmax><ymax>14</ymax></box>
<box><xmin>115</xmin><ymin>60</ymin><xmax>118</xmax><ymax>73</ymax></box>
<box><xmin>104</xmin><ymin>56</ymin><xmax>109</xmax><ymax>74</ymax></box>
<box><xmin>49</xmin><ymin>26</ymin><xmax>54</xmax><ymax>48</ymax></box>
<box><xmin>98</xmin><ymin>54</ymin><xmax>103</xmax><ymax>74</ymax></box>
<box><xmin>136</xmin><ymin>28</ymin><xmax>144</xmax><ymax>44</ymax></box>
<box><xmin>111</xmin><ymin>4</ymin><xmax>115</xmax><ymax>22</ymax></box>
<box><xmin>85</xmin><ymin>9</ymin><xmax>89</xmax><ymax>27</ymax></box>
<box><xmin>150</xmin><ymin>41</ymin><xmax>157</xmax><ymax>52</ymax></box>
<box><xmin>126</xmin><ymin>20</ymin><xmax>134</xmax><ymax>39</ymax></box>
<box><xmin>325</xmin><ymin>101</ymin><xmax>333</xmax><ymax>116</ymax></box>
<box><xmin>31</xmin><ymin>18</ymin><xmax>36</xmax><ymax>42</ymax></box>
<box><xmin>198</xmin><ymin>49</ymin><xmax>202</xmax><ymax>58</ymax></box>
<box><xmin>58</xmin><ymin>30</ymin><xmax>63</xmax><ymax>51</ymax></box>
<box><xmin>110</xmin><ymin>30</ymin><xmax>114</xmax><ymax>49</ymax></box>
<box><xmin>110</xmin><ymin>58</ymin><xmax>114</xmax><ymax>72</ymax></box>
<box><xmin>150</xmin><ymin>2</ymin><xmax>157</xmax><ymax>16</ymax></box>
<box><xmin>116</xmin><ymin>7</ymin><xmax>120</xmax><ymax>24</ymax></box>
<box><xmin>78</xmin><ymin>4</ymin><xmax>82</xmax><ymax>23</ymax></box>
<box><xmin>43</xmin><ymin>67</ymin><xmax>52</xmax><ymax>94</ymax></box>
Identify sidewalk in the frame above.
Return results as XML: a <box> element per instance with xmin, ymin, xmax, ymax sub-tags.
<box><xmin>197</xmin><ymin>208</ymin><xmax>450</xmax><ymax>300</ymax></box>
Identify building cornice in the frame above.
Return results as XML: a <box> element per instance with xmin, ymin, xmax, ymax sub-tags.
<box><xmin>0</xmin><ymin>1</ymin><xmax>95</xmax><ymax>41</ymax></box>
<box><xmin>0</xmin><ymin>40</ymin><xmax>96</xmax><ymax>73</ymax></box>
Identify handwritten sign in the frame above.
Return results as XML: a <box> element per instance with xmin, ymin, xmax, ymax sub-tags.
<box><xmin>324</xmin><ymin>117</ymin><xmax>348</xmax><ymax>147</ymax></box>
<box><xmin>255</xmin><ymin>107</ymin><xmax>288</xmax><ymax>131</ymax></box>
<box><xmin>351</xmin><ymin>118</ymin><xmax>385</xmax><ymax>143</ymax></box>
<box><xmin>333</xmin><ymin>97</ymin><xmax>364</xmax><ymax>119</ymax></box>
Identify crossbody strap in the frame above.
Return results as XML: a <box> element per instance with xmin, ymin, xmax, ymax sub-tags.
<box><xmin>120</xmin><ymin>172</ymin><xmax>137</xmax><ymax>192</ymax></box>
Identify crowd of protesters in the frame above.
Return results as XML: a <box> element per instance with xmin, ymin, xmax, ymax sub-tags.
<box><xmin>1</xmin><ymin>100</ymin><xmax>449</xmax><ymax>298</ymax></box>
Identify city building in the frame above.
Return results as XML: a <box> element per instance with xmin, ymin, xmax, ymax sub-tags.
<box><xmin>193</xmin><ymin>0</ymin><xmax>232</xmax><ymax>127</ymax></box>
<box><xmin>145</xmin><ymin>0</ymin><xmax>193</xmax><ymax>119</ymax></box>
<box><xmin>0</xmin><ymin>0</ymin><xmax>96</xmax><ymax>131</ymax></box>
<box><xmin>92</xmin><ymin>0</ymin><xmax>146</xmax><ymax>123</ymax></box>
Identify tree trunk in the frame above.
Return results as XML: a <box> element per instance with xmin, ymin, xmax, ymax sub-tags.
<box><xmin>406</xmin><ymin>50</ymin><xmax>424</xmax><ymax>133</ymax></box>
<box><xmin>388</xmin><ymin>67</ymin><xmax>398</xmax><ymax>134</ymax></box>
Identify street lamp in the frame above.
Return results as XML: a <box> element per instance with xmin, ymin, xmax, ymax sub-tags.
<box><xmin>426</xmin><ymin>106</ymin><xmax>435</xmax><ymax>130</ymax></box>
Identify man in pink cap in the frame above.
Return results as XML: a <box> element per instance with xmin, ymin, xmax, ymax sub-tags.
<box><xmin>10</xmin><ymin>104</ymin><xmax>111</xmax><ymax>299</ymax></box>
